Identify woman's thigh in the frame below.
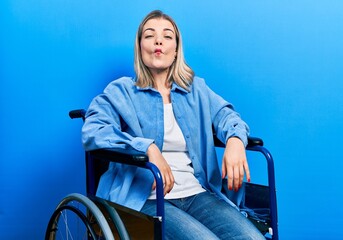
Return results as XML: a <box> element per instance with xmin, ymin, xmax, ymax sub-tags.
<box><xmin>141</xmin><ymin>199</ymin><xmax>220</xmax><ymax>240</ymax></box>
<box><xmin>185</xmin><ymin>191</ymin><xmax>265</xmax><ymax>240</ymax></box>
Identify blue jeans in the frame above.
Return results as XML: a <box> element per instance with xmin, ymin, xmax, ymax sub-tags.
<box><xmin>141</xmin><ymin>191</ymin><xmax>265</xmax><ymax>240</ymax></box>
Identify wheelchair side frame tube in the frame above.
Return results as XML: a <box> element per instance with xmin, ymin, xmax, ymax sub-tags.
<box><xmin>247</xmin><ymin>145</ymin><xmax>279</xmax><ymax>240</ymax></box>
<box><xmin>144</xmin><ymin>162</ymin><xmax>165</xmax><ymax>240</ymax></box>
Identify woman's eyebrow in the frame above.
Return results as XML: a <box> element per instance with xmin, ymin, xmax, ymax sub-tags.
<box><xmin>143</xmin><ymin>28</ymin><xmax>174</xmax><ymax>34</ymax></box>
<box><xmin>143</xmin><ymin>28</ymin><xmax>155</xmax><ymax>33</ymax></box>
<box><xmin>164</xmin><ymin>28</ymin><xmax>175</xmax><ymax>34</ymax></box>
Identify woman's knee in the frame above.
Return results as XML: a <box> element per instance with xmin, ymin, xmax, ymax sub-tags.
<box><xmin>150</xmin><ymin>200</ymin><xmax>219</xmax><ymax>240</ymax></box>
<box><xmin>187</xmin><ymin>192</ymin><xmax>265</xmax><ymax>239</ymax></box>
<box><xmin>164</xmin><ymin>212</ymin><xmax>219</xmax><ymax>240</ymax></box>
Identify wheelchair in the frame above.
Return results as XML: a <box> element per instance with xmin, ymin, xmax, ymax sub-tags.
<box><xmin>45</xmin><ymin>109</ymin><xmax>279</xmax><ymax>240</ymax></box>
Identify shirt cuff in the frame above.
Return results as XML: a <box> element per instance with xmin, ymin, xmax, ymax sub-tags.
<box><xmin>131</xmin><ymin>137</ymin><xmax>155</xmax><ymax>153</ymax></box>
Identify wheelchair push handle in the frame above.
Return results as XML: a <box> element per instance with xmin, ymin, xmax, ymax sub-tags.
<box><xmin>69</xmin><ymin>109</ymin><xmax>86</xmax><ymax>120</ymax></box>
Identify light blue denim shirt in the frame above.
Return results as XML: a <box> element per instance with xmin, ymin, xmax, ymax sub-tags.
<box><xmin>82</xmin><ymin>76</ymin><xmax>249</xmax><ymax>211</ymax></box>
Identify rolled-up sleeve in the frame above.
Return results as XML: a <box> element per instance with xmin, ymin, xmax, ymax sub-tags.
<box><xmin>81</xmin><ymin>82</ymin><xmax>154</xmax><ymax>153</ymax></box>
<box><xmin>207</xmin><ymin>86</ymin><xmax>250</xmax><ymax>147</ymax></box>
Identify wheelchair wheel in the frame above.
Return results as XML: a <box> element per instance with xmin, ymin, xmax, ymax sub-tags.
<box><xmin>45</xmin><ymin>193</ymin><xmax>114</xmax><ymax>240</ymax></box>
<box><xmin>93</xmin><ymin>197</ymin><xmax>130</xmax><ymax>240</ymax></box>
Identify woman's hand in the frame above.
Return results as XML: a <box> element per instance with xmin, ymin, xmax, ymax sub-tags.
<box><xmin>147</xmin><ymin>143</ymin><xmax>174</xmax><ymax>196</ymax></box>
<box><xmin>222</xmin><ymin>137</ymin><xmax>251</xmax><ymax>192</ymax></box>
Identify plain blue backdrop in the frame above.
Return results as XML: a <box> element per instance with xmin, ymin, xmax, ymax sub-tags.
<box><xmin>1</xmin><ymin>1</ymin><xmax>343</xmax><ymax>239</ymax></box>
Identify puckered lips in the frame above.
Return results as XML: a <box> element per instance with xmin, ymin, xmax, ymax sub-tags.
<box><xmin>154</xmin><ymin>48</ymin><xmax>163</xmax><ymax>55</ymax></box>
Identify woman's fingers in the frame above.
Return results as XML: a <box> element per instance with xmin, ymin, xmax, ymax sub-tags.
<box><xmin>151</xmin><ymin>165</ymin><xmax>174</xmax><ymax>195</ymax></box>
<box><xmin>227</xmin><ymin>165</ymin><xmax>234</xmax><ymax>191</ymax></box>
<box><xmin>156</xmin><ymin>163</ymin><xmax>174</xmax><ymax>196</ymax></box>
<box><xmin>157</xmin><ymin>159</ymin><xmax>174</xmax><ymax>195</ymax></box>
<box><xmin>163</xmin><ymin>171</ymin><xmax>174</xmax><ymax>195</ymax></box>
<box><xmin>239</xmin><ymin>164</ymin><xmax>244</xmax><ymax>188</ymax></box>
<box><xmin>233</xmin><ymin>165</ymin><xmax>240</xmax><ymax>191</ymax></box>
<box><xmin>244</xmin><ymin>160</ymin><xmax>251</xmax><ymax>183</ymax></box>
<box><xmin>224</xmin><ymin>163</ymin><xmax>241</xmax><ymax>191</ymax></box>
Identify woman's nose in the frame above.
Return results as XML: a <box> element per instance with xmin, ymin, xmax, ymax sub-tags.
<box><xmin>155</xmin><ymin>36</ymin><xmax>162</xmax><ymax>45</ymax></box>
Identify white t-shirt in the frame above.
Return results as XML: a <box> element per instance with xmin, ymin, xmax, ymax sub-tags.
<box><xmin>149</xmin><ymin>103</ymin><xmax>205</xmax><ymax>199</ymax></box>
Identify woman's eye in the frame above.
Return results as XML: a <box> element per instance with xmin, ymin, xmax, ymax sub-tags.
<box><xmin>144</xmin><ymin>35</ymin><xmax>153</xmax><ymax>39</ymax></box>
<box><xmin>164</xmin><ymin>36</ymin><xmax>173</xmax><ymax>39</ymax></box>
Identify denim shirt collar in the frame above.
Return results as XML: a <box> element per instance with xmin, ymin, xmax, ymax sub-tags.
<box><xmin>136</xmin><ymin>81</ymin><xmax>189</xmax><ymax>94</ymax></box>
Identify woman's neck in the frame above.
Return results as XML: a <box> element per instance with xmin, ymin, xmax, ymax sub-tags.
<box><xmin>153</xmin><ymin>77</ymin><xmax>171</xmax><ymax>104</ymax></box>
<box><xmin>151</xmin><ymin>67</ymin><xmax>169</xmax><ymax>85</ymax></box>
<box><xmin>150</xmin><ymin>68</ymin><xmax>171</xmax><ymax>104</ymax></box>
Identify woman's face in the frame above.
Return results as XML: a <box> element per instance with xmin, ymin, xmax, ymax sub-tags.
<box><xmin>140</xmin><ymin>18</ymin><xmax>177</xmax><ymax>74</ymax></box>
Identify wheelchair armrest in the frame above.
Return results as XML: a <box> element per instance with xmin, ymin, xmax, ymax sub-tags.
<box><xmin>247</xmin><ymin>137</ymin><xmax>264</xmax><ymax>147</ymax></box>
<box><xmin>214</xmin><ymin>136</ymin><xmax>264</xmax><ymax>148</ymax></box>
<box><xmin>89</xmin><ymin>148</ymin><xmax>148</xmax><ymax>167</ymax></box>
<box><xmin>87</xmin><ymin>148</ymin><xmax>165</xmax><ymax>220</ymax></box>
<box><xmin>69</xmin><ymin>109</ymin><xmax>86</xmax><ymax>120</ymax></box>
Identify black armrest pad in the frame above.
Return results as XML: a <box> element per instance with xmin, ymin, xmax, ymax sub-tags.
<box><xmin>69</xmin><ymin>109</ymin><xmax>86</xmax><ymax>119</ymax></box>
<box><xmin>89</xmin><ymin>148</ymin><xmax>148</xmax><ymax>166</ymax></box>
<box><xmin>214</xmin><ymin>136</ymin><xmax>264</xmax><ymax>148</ymax></box>
<box><xmin>247</xmin><ymin>137</ymin><xmax>264</xmax><ymax>147</ymax></box>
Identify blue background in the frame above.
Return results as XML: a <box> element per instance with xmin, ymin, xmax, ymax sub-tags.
<box><xmin>1</xmin><ymin>1</ymin><xmax>343</xmax><ymax>239</ymax></box>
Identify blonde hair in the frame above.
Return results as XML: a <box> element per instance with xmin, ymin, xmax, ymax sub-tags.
<box><xmin>134</xmin><ymin>10</ymin><xmax>194</xmax><ymax>90</ymax></box>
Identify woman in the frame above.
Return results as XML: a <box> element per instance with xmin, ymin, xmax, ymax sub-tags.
<box><xmin>82</xmin><ymin>10</ymin><xmax>264</xmax><ymax>240</ymax></box>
